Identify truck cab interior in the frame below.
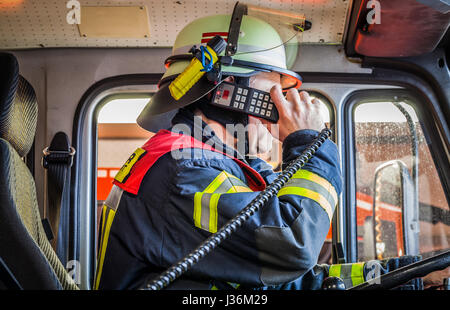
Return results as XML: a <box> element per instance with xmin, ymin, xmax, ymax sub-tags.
<box><xmin>0</xmin><ymin>0</ymin><xmax>449</xmax><ymax>291</ymax></box>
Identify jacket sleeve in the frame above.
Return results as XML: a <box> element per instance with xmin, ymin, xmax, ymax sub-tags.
<box><xmin>257</xmin><ymin>255</ymin><xmax>423</xmax><ymax>290</ymax></box>
<box><xmin>165</xmin><ymin>129</ymin><xmax>342</xmax><ymax>287</ymax></box>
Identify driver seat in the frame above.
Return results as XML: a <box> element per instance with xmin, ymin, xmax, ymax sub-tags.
<box><xmin>0</xmin><ymin>53</ymin><xmax>78</xmax><ymax>290</ymax></box>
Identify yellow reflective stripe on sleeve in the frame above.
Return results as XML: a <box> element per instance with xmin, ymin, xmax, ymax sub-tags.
<box><xmin>277</xmin><ymin>170</ymin><xmax>337</xmax><ymax>222</ymax></box>
<box><xmin>99</xmin><ymin>204</ymin><xmax>107</xmax><ymax>241</ymax></box>
<box><xmin>329</xmin><ymin>264</ymin><xmax>341</xmax><ymax>278</ymax></box>
<box><xmin>222</xmin><ymin>171</ymin><xmax>243</xmax><ymax>182</ymax></box>
<box><xmin>193</xmin><ymin>171</ymin><xmax>252</xmax><ymax>233</ymax></box>
<box><xmin>209</xmin><ymin>193</ymin><xmax>221</xmax><ymax>233</ymax></box>
<box><xmin>193</xmin><ymin>192</ymin><xmax>203</xmax><ymax>229</ymax></box>
<box><xmin>328</xmin><ymin>262</ymin><xmax>366</xmax><ymax>288</ymax></box>
<box><xmin>292</xmin><ymin>170</ymin><xmax>338</xmax><ymax>204</ymax></box>
<box><xmin>227</xmin><ymin>185</ymin><xmax>253</xmax><ymax>193</ymax></box>
<box><xmin>351</xmin><ymin>262</ymin><xmax>365</xmax><ymax>286</ymax></box>
<box><xmin>94</xmin><ymin>206</ymin><xmax>116</xmax><ymax>290</ymax></box>
<box><xmin>204</xmin><ymin>171</ymin><xmax>228</xmax><ymax>193</ymax></box>
<box><xmin>278</xmin><ymin>187</ymin><xmax>334</xmax><ymax>221</ymax></box>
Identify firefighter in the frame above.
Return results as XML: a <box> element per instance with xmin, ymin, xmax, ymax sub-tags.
<box><xmin>94</xmin><ymin>8</ymin><xmax>421</xmax><ymax>290</ymax></box>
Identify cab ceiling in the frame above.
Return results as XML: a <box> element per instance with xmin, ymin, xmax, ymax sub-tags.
<box><xmin>0</xmin><ymin>0</ymin><xmax>352</xmax><ymax>50</ymax></box>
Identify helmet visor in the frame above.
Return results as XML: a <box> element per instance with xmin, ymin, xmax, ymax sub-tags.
<box><xmin>233</xmin><ymin>3</ymin><xmax>306</xmax><ymax>69</ymax></box>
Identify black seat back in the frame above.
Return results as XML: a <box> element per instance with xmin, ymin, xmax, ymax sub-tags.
<box><xmin>0</xmin><ymin>53</ymin><xmax>78</xmax><ymax>290</ymax></box>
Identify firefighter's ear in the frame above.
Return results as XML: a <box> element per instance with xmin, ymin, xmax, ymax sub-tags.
<box><xmin>224</xmin><ymin>75</ymin><xmax>235</xmax><ymax>83</ymax></box>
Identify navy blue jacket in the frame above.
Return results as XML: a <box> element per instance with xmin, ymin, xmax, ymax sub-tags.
<box><xmin>95</xmin><ymin>109</ymin><xmax>343</xmax><ymax>290</ymax></box>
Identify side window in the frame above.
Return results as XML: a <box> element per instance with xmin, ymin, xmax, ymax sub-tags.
<box><xmin>352</xmin><ymin>100</ymin><xmax>450</xmax><ymax>271</ymax></box>
<box><xmin>96</xmin><ymin>96</ymin><xmax>153</xmax><ymax>233</ymax></box>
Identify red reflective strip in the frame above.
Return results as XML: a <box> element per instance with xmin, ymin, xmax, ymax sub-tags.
<box><xmin>201</xmin><ymin>32</ymin><xmax>228</xmax><ymax>44</ymax></box>
<box><xmin>201</xmin><ymin>38</ymin><xmax>227</xmax><ymax>44</ymax></box>
<box><xmin>202</xmin><ymin>32</ymin><xmax>228</xmax><ymax>37</ymax></box>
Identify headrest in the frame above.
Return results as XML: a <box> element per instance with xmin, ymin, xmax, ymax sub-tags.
<box><xmin>0</xmin><ymin>53</ymin><xmax>37</xmax><ymax>158</ymax></box>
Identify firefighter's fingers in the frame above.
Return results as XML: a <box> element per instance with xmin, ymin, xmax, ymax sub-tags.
<box><xmin>312</xmin><ymin>98</ymin><xmax>321</xmax><ymax>105</ymax></box>
<box><xmin>270</xmin><ymin>84</ymin><xmax>289</xmax><ymax>116</ymax></box>
<box><xmin>311</xmin><ymin>98</ymin><xmax>323</xmax><ymax>111</ymax></box>
<box><xmin>299</xmin><ymin>91</ymin><xmax>313</xmax><ymax>109</ymax></box>
<box><xmin>285</xmin><ymin>88</ymin><xmax>302</xmax><ymax>112</ymax></box>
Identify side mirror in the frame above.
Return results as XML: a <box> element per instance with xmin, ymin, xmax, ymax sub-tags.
<box><xmin>371</xmin><ymin>160</ymin><xmax>419</xmax><ymax>259</ymax></box>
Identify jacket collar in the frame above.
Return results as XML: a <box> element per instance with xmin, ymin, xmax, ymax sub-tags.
<box><xmin>170</xmin><ymin>108</ymin><xmax>247</xmax><ymax>161</ymax></box>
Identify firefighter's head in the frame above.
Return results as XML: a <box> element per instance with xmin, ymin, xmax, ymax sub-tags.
<box><xmin>137</xmin><ymin>3</ymin><xmax>307</xmax><ymax>155</ymax></box>
<box><xmin>192</xmin><ymin>70</ymin><xmax>283</xmax><ymax>156</ymax></box>
<box><xmin>157</xmin><ymin>12</ymin><xmax>301</xmax><ymax>89</ymax></box>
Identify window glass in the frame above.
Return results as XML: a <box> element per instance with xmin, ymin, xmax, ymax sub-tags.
<box><xmin>353</xmin><ymin>100</ymin><xmax>449</xmax><ymax>286</ymax></box>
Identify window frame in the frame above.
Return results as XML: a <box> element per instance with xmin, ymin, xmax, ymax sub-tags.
<box><xmin>343</xmin><ymin>88</ymin><xmax>450</xmax><ymax>263</ymax></box>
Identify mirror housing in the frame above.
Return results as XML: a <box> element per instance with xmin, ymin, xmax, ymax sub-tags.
<box><xmin>372</xmin><ymin>160</ymin><xmax>419</xmax><ymax>259</ymax></box>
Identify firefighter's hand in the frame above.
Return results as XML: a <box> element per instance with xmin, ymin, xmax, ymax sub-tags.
<box><xmin>263</xmin><ymin>85</ymin><xmax>325</xmax><ymax>142</ymax></box>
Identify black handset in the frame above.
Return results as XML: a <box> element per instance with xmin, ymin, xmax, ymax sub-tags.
<box><xmin>210</xmin><ymin>81</ymin><xmax>279</xmax><ymax>122</ymax></box>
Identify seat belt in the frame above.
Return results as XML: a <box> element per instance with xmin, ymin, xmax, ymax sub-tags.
<box><xmin>42</xmin><ymin>131</ymin><xmax>76</xmax><ymax>267</ymax></box>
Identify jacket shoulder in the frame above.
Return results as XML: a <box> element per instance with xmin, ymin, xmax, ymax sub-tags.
<box><xmin>113</xmin><ymin>146</ymin><xmax>246</xmax><ymax>196</ymax></box>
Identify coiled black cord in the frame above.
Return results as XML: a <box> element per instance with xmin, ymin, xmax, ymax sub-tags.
<box><xmin>141</xmin><ymin>127</ymin><xmax>332</xmax><ymax>290</ymax></box>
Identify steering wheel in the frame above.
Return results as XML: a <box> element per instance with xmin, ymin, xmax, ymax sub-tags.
<box><xmin>350</xmin><ymin>249</ymin><xmax>450</xmax><ymax>290</ymax></box>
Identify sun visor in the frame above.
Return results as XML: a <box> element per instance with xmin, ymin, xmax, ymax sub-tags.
<box><xmin>136</xmin><ymin>75</ymin><xmax>221</xmax><ymax>130</ymax></box>
<box><xmin>135</xmin><ymin>108</ymin><xmax>178</xmax><ymax>133</ymax></box>
<box><xmin>221</xmin><ymin>3</ymin><xmax>307</xmax><ymax>88</ymax></box>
